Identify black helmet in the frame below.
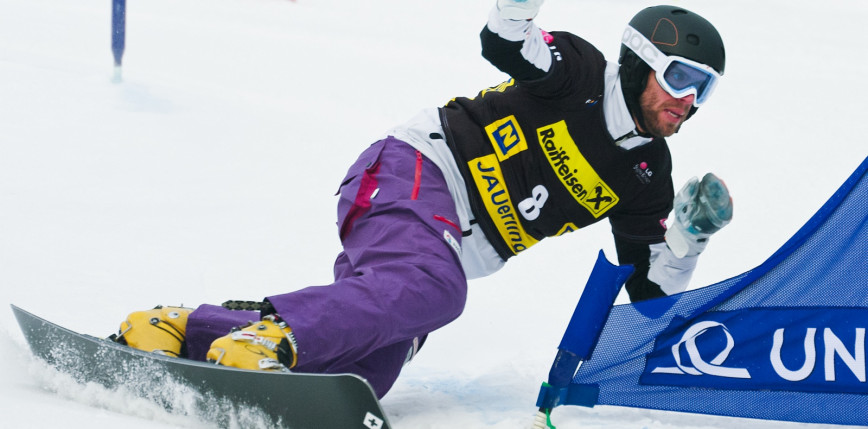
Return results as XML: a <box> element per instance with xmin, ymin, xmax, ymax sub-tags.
<box><xmin>619</xmin><ymin>5</ymin><xmax>725</xmax><ymax>130</ymax></box>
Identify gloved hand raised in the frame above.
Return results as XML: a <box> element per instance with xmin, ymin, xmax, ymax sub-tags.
<box><xmin>665</xmin><ymin>173</ymin><xmax>733</xmax><ymax>258</ymax></box>
<box><xmin>496</xmin><ymin>0</ymin><xmax>544</xmax><ymax>20</ymax></box>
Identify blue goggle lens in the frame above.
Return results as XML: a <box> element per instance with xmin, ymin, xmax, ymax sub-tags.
<box><xmin>662</xmin><ymin>61</ymin><xmax>716</xmax><ymax>103</ymax></box>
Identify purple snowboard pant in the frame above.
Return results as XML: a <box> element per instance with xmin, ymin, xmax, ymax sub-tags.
<box><xmin>184</xmin><ymin>137</ymin><xmax>468</xmax><ymax>397</ymax></box>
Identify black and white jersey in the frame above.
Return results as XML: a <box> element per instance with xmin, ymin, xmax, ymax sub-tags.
<box><xmin>439</xmin><ymin>29</ymin><xmax>674</xmax><ymax>262</ymax></box>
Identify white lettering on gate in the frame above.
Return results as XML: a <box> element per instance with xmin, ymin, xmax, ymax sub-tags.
<box><xmin>770</xmin><ymin>327</ymin><xmax>866</xmax><ymax>382</ymax></box>
<box><xmin>771</xmin><ymin>328</ymin><xmax>817</xmax><ymax>381</ymax></box>
<box><xmin>825</xmin><ymin>328</ymin><xmax>866</xmax><ymax>382</ymax></box>
<box><xmin>651</xmin><ymin>321</ymin><xmax>751</xmax><ymax>378</ymax></box>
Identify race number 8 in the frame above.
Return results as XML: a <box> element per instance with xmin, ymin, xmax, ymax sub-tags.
<box><xmin>518</xmin><ymin>185</ymin><xmax>548</xmax><ymax>221</ymax></box>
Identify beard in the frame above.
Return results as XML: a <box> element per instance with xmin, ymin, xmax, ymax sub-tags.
<box><xmin>638</xmin><ymin>92</ymin><xmax>688</xmax><ymax>138</ymax></box>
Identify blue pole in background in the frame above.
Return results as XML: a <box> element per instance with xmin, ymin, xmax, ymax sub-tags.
<box><xmin>111</xmin><ymin>0</ymin><xmax>126</xmax><ymax>82</ymax></box>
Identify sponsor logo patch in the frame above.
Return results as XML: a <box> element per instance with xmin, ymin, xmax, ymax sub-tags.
<box><xmin>480</xmin><ymin>79</ymin><xmax>516</xmax><ymax>98</ymax></box>
<box><xmin>468</xmin><ymin>154</ymin><xmax>538</xmax><ymax>255</ymax></box>
<box><xmin>537</xmin><ymin>120</ymin><xmax>619</xmax><ymax>217</ymax></box>
<box><xmin>485</xmin><ymin>115</ymin><xmax>528</xmax><ymax>162</ymax></box>
<box><xmin>443</xmin><ymin>229</ymin><xmax>461</xmax><ymax>256</ymax></box>
<box><xmin>556</xmin><ymin>222</ymin><xmax>580</xmax><ymax>236</ymax></box>
<box><xmin>632</xmin><ymin>161</ymin><xmax>654</xmax><ymax>184</ymax></box>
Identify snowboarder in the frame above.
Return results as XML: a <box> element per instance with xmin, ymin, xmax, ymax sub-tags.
<box><xmin>115</xmin><ymin>0</ymin><xmax>733</xmax><ymax>398</ymax></box>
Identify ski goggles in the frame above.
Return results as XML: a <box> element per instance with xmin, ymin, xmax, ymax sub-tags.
<box><xmin>621</xmin><ymin>25</ymin><xmax>721</xmax><ymax>107</ymax></box>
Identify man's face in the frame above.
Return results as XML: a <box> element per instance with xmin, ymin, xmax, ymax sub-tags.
<box><xmin>636</xmin><ymin>70</ymin><xmax>695</xmax><ymax>138</ymax></box>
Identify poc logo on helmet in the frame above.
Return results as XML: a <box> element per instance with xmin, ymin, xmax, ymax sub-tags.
<box><xmin>622</xmin><ymin>26</ymin><xmax>664</xmax><ymax>68</ymax></box>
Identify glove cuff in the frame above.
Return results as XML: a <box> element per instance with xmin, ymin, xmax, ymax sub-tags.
<box><xmin>496</xmin><ymin>0</ymin><xmax>543</xmax><ymax>21</ymax></box>
<box><xmin>665</xmin><ymin>221</ymin><xmax>708</xmax><ymax>258</ymax></box>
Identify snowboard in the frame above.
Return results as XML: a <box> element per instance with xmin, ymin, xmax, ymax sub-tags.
<box><xmin>11</xmin><ymin>304</ymin><xmax>391</xmax><ymax>429</ymax></box>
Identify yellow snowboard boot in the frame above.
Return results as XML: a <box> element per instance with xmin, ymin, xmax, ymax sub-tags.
<box><xmin>114</xmin><ymin>306</ymin><xmax>193</xmax><ymax>357</ymax></box>
<box><xmin>206</xmin><ymin>315</ymin><xmax>298</xmax><ymax>371</ymax></box>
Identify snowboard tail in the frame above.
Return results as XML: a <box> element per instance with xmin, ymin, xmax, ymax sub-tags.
<box><xmin>11</xmin><ymin>304</ymin><xmax>391</xmax><ymax>429</ymax></box>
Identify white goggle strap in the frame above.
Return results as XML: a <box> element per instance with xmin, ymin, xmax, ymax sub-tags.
<box><xmin>621</xmin><ymin>25</ymin><xmax>670</xmax><ymax>72</ymax></box>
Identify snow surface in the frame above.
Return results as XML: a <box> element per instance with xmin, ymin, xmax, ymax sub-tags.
<box><xmin>1</xmin><ymin>0</ymin><xmax>865</xmax><ymax>427</ymax></box>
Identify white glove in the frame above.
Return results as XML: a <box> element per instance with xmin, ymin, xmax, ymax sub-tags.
<box><xmin>665</xmin><ymin>173</ymin><xmax>733</xmax><ymax>258</ymax></box>
<box><xmin>496</xmin><ymin>0</ymin><xmax>544</xmax><ymax>20</ymax></box>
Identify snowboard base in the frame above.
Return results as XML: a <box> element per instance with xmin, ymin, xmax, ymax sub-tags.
<box><xmin>11</xmin><ymin>304</ymin><xmax>391</xmax><ymax>429</ymax></box>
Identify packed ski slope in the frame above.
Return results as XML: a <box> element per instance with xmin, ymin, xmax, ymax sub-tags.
<box><xmin>1</xmin><ymin>0</ymin><xmax>865</xmax><ymax>427</ymax></box>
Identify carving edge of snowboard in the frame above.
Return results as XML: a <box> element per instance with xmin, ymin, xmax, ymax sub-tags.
<box><xmin>10</xmin><ymin>304</ymin><xmax>392</xmax><ymax>429</ymax></box>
